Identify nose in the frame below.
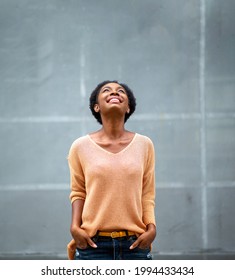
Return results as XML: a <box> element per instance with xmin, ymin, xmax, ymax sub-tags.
<box><xmin>110</xmin><ymin>90</ymin><xmax>119</xmax><ymax>96</ymax></box>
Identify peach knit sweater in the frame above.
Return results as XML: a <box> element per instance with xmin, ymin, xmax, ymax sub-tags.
<box><xmin>68</xmin><ymin>133</ymin><xmax>156</xmax><ymax>238</ymax></box>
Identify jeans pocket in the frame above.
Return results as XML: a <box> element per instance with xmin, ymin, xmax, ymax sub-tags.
<box><xmin>76</xmin><ymin>244</ymin><xmax>89</xmax><ymax>250</ymax></box>
<box><xmin>128</xmin><ymin>236</ymin><xmax>152</xmax><ymax>259</ymax></box>
<box><xmin>75</xmin><ymin>248</ymin><xmax>80</xmax><ymax>259</ymax></box>
<box><xmin>135</xmin><ymin>247</ymin><xmax>152</xmax><ymax>260</ymax></box>
<box><xmin>128</xmin><ymin>235</ymin><xmax>138</xmax><ymax>244</ymax></box>
<box><xmin>128</xmin><ymin>236</ymin><xmax>150</xmax><ymax>250</ymax></box>
<box><xmin>75</xmin><ymin>246</ymin><xmax>92</xmax><ymax>260</ymax></box>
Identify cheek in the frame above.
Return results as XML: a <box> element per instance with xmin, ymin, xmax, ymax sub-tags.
<box><xmin>97</xmin><ymin>92</ymin><xmax>108</xmax><ymax>104</ymax></box>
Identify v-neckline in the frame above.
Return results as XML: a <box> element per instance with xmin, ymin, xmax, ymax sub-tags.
<box><xmin>87</xmin><ymin>133</ymin><xmax>137</xmax><ymax>155</ymax></box>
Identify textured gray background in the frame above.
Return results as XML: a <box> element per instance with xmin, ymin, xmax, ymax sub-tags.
<box><xmin>0</xmin><ymin>0</ymin><xmax>235</xmax><ymax>259</ymax></box>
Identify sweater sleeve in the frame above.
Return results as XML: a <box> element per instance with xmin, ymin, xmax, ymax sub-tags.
<box><xmin>67</xmin><ymin>141</ymin><xmax>86</xmax><ymax>203</ymax></box>
<box><xmin>142</xmin><ymin>138</ymin><xmax>156</xmax><ymax>226</ymax></box>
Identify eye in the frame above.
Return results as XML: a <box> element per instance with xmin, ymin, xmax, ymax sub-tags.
<box><xmin>102</xmin><ymin>88</ymin><xmax>110</xmax><ymax>93</ymax></box>
<box><xmin>118</xmin><ymin>89</ymin><xmax>126</xmax><ymax>94</ymax></box>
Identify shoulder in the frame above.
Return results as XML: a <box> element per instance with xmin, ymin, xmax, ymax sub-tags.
<box><xmin>70</xmin><ymin>135</ymin><xmax>89</xmax><ymax>148</ymax></box>
<box><xmin>68</xmin><ymin>135</ymin><xmax>89</xmax><ymax>157</ymax></box>
<box><xmin>136</xmin><ymin>134</ymin><xmax>155</xmax><ymax>166</ymax></box>
<box><xmin>136</xmin><ymin>133</ymin><xmax>154</xmax><ymax>147</ymax></box>
<box><xmin>135</xmin><ymin>134</ymin><xmax>155</xmax><ymax>158</ymax></box>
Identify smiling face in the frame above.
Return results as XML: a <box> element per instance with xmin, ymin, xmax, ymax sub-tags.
<box><xmin>89</xmin><ymin>80</ymin><xmax>136</xmax><ymax>125</ymax></box>
<box><xmin>94</xmin><ymin>82</ymin><xmax>130</xmax><ymax>118</ymax></box>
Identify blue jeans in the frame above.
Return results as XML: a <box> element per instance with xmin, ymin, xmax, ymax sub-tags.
<box><xmin>75</xmin><ymin>235</ymin><xmax>152</xmax><ymax>260</ymax></box>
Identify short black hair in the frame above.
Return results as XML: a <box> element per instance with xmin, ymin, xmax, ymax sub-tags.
<box><xmin>89</xmin><ymin>80</ymin><xmax>136</xmax><ymax>125</ymax></box>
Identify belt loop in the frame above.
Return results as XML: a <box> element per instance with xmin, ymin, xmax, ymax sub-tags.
<box><xmin>125</xmin><ymin>230</ymin><xmax>129</xmax><ymax>239</ymax></box>
<box><xmin>93</xmin><ymin>231</ymin><xmax>99</xmax><ymax>242</ymax></box>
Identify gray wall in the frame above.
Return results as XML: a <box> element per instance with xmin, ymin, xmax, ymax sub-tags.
<box><xmin>0</xmin><ymin>0</ymin><xmax>235</xmax><ymax>259</ymax></box>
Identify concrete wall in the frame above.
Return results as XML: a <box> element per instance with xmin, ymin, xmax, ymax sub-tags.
<box><xmin>0</xmin><ymin>0</ymin><xmax>235</xmax><ymax>259</ymax></box>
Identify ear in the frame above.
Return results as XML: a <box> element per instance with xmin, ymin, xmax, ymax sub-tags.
<box><xmin>126</xmin><ymin>107</ymin><xmax>130</xmax><ymax>114</ymax></box>
<box><xmin>94</xmin><ymin>104</ymin><xmax>100</xmax><ymax>113</ymax></box>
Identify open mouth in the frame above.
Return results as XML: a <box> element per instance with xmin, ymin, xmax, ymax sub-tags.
<box><xmin>108</xmin><ymin>97</ymin><xmax>121</xmax><ymax>103</ymax></box>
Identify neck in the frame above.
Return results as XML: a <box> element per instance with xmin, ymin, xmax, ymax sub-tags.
<box><xmin>100</xmin><ymin>116</ymin><xmax>126</xmax><ymax>140</ymax></box>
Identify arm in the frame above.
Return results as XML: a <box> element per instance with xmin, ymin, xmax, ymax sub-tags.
<box><xmin>130</xmin><ymin>139</ymin><xmax>156</xmax><ymax>249</ymax></box>
<box><xmin>68</xmin><ymin>141</ymin><xmax>97</xmax><ymax>249</ymax></box>
<box><xmin>70</xmin><ymin>199</ymin><xmax>97</xmax><ymax>249</ymax></box>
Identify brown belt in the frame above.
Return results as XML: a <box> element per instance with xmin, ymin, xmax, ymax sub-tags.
<box><xmin>97</xmin><ymin>230</ymin><xmax>136</xmax><ymax>238</ymax></box>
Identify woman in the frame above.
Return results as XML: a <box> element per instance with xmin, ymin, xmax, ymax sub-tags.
<box><xmin>67</xmin><ymin>80</ymin><xmax>156</xmax><ymax>260</ymax></box>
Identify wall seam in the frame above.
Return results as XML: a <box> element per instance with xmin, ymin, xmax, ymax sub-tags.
<box><xmin>200</xmin><ymin>0</ymin><xmax>208</xmax><ymax>251</ymax></box>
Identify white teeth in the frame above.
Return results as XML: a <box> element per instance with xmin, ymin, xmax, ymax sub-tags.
<box><xmin>109</xmin><ymin>98</ymin><xmax>120</xmax><ymax>103</ymax></box>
